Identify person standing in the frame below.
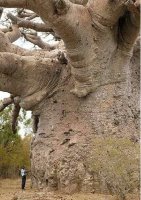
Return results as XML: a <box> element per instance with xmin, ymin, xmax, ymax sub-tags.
<box><xmin>20</xmin><ymin>166</ymin><xmax>27</xmax><ymax>190</ymax></box>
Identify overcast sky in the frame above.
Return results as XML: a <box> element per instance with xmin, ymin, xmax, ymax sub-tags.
<box><xmin>0</xmin><ymin>91</ymin><xmax>10</xmax><ymax>100</ymax></box>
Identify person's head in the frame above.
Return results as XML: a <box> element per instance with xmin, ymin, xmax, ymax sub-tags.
<box><xmin>21</xmin><ymin>166</ymin><xmax>25</xmax><ymax>169</ymax></box>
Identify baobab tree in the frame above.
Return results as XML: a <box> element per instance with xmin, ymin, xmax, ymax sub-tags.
<box><xmin>0</xmin><ymin>0</ymin><xmax>140</xmax><ymax>196</ymax></box>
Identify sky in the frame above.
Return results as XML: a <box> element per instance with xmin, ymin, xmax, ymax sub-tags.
<box><xmin>0</xmin><ymin>91</ymin><xmax>10</xmax><ymax>99</ymax></box>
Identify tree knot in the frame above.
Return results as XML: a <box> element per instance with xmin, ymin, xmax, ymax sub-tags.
<box><xmin>53</xmin><ymin>0</ymin><xmax>70</xmax><ymax>15</ymax></box>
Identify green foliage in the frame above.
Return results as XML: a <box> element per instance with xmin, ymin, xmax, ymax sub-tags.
<box><xmin>89</xmin><ymin>136</ymin><xmax>139</xmax><ymax>200</ymax></box>
<box><xmin>0</xmin><ymin>105</ymin><xmax>19</xmax><ymax>147</ymax></box>
<box><xmin>0</xmin><ymin>104</ymin><xmax>32</xmax><ymax>178</ymax></box>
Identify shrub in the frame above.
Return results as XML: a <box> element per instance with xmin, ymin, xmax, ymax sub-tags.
<box><xmin>89</xmin><ymin>136</ymin><xmax>139</xmax><ymax>200</ymax></box>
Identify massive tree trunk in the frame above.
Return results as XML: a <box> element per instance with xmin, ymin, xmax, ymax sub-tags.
<box><xmin>0</xmin><ymin>0</ymin><xmax>140</xmax><ymax>196</ymax></box>
<box><xmin>30</xmin><ymin>47</ymin><xmax>139</xmax><ymax>193</ymax></box>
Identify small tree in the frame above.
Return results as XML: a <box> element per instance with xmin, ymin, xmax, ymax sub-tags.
<box><xmin>0</xmin><ymin>104</ymin><xmax>31</xmax><ymax>178</ymax></box>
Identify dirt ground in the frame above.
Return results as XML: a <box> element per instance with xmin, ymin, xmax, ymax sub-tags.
<box><xmin>0</xmin><ymin>179</ymin><xmax>139</xmax><ymax>200</ymax></box>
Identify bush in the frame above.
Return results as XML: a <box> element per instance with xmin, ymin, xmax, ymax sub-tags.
<box><xmin>89</xmin><ymin>136</ymin><xmax>139</xmax><ymax>200</ymax></box>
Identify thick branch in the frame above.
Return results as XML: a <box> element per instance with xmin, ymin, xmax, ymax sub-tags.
<box><xmin>5</xmin><ymin>24</ymin><xmax>21</xmax><ymax>43</ymax></box>
<box><xmin>0</xmin><ymin>28</ymin><xmax>62</xmax><ymax>59</ymax></box>
<box><xmin>26</xmin><ymin>13</ymin><xmax>38</xmax><ymax>20</ymax></box>
<box><xmin>0</xmin><ymin>52</ymin><xmax>64</xmax><ymax>110</ymax></box>
<box><xmin>23</xmin><ymin>33</ymin><xmax>59</xmax><ymax>50</ymax></box>
<box><xmin>0</xmin><ymin>0</ymin><xmax>27</xmax><ymax>8</ymax></box>
<box><xmin>118</xmin><ymin>0</ymin><xmax>140</xmax><ymax>52</ymax></box>
<box><xmin>0</xmin><ymin>0</ymin><xmax>139</xmax><ymax>99</ymax></box>
<box><xmin>0</xmin><ymin>96</ymin><xmax>13</xmax><ymax>112</ymax></box>
<box><xmin>7</xmin><ymin>13</ymin><xmax>53</xmax><ymax>33</ymax></box>
<box><xmin>17</xmin><ymin>9</ymin><xmax>38</xmax><ymax>19</ymax></box>
<box><xmin>11</xmin><ymin>102</ymin><xmax>20</xmax><ymax>133</ymax></box>
<box><xmin>87</xmin><ymin>0</ymin><xmax>127</xmax><ymax>26</ymax></box>
<box><xmin>0</xmin><ymin>0</ymin><xmax>89</xmax><ymax>50</ymax></box>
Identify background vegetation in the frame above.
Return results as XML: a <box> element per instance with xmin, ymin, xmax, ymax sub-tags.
<box><xmin>89</xmin><ymin>136</ymin><xmax>139</xmax><ymax>200</ymax></box>
<box><xmin>0</xmin><ymin>103</ymin><xmax>32</xmax><ymax>178</ymax></box>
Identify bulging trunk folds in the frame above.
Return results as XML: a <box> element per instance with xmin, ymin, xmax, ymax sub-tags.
<box><xmin>0</xmin><ymin>0</ymin><xmax>140</xmax><ymax>196</ymax></box>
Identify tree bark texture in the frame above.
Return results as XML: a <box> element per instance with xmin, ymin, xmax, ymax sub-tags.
<box><xmin>0</xmin><ymin>0</ymin><xmax>140</xmax><ymax>194</ymax></box>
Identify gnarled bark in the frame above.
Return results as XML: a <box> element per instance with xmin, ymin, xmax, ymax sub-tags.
<box><xmin>0</xmin><ymin>0</ymin><xmax>140</xmax><ymax>196</ymax></box>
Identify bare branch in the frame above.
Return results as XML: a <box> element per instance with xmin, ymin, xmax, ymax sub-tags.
<box><xmin>23</xmin><ymin>32</ymin><xmax>58</xmax><ymax>50</ymax></box>
<box><xmin>17</xmin><ymin>9</ymin><xmax>38</xmax><ymax>19</ymax></box>
<box><xmin>11</xmin><ymin>102</ymin><xmax>20</xmax><ymax>134</ymax></box>
<box><xmin>0</xmin><ymin>7</ymin><xmax>3</xmax><ymax>18</ymax></box>
<box><xmin>0</xmin><ymin>95</ymin><xmax>21</xmax><ymax>134</ymax></box>
<box><xmin>0</xmin><ymin>28</ymin><xmax>61</xmax><ymax>59</ymax></box>
<box><xmin>26</xmin><ymin>13</ymin><xmax>38</xmax><ymax>20</ymax></box>
<box><xmin>7</xmin><ymin>13</ymin><xmax>53</xmax><ymax>33</ymax></box>
<box><xmin>32</xmin><ymin>114</ymin><xmax>39</xmax><ymax>133</ymax></box>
